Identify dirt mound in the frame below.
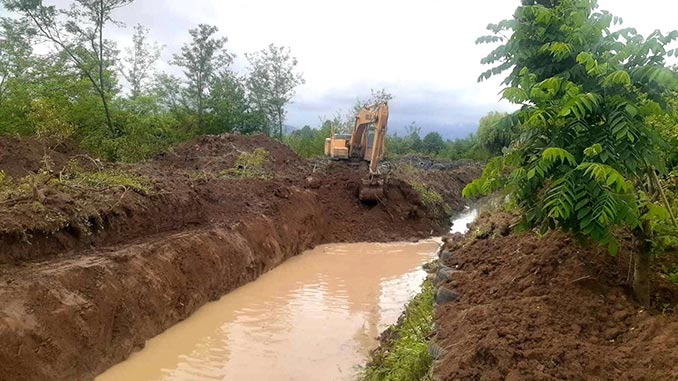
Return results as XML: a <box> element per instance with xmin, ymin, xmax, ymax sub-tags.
<box><xmin>155</xmin><ymin>133</ymin><xmax>309</xmax><ymax>179</ymax></box>
<box><xmin>433</xmin><ymin>213</ymin><xmax>678</xmax><ymax>381</ymax></box>
<box><xmin>0</xmin><ymin>137</ymin><xmax>77</xmax><ymax>177</ymax></box>
<box><xmin>311</xmin><ymin>161</ymin><xmax>441</xmax><ymax>242</ymax></box>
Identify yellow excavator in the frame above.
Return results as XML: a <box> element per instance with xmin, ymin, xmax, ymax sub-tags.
<box><xmin>324</xmin><ymin>102</ymin><xmax>389</xmax><ymax>202</ymax></box>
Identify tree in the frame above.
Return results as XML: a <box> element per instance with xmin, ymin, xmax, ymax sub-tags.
<box><xmin>284</xmin><ymin>123</ymin><xmax>331</xmax><ymax>158</ymax></box>
<box><xmin>465</xmin><ymin>0</ymin><xmax>678</xmax><ymax>305</ymax></box>
<box><xmin>3</xmin><ymin>0</ymin><xmax>133</xmax><ymax>135</ymax></box>
<box><xmin>0</xmin><ymin>17</ymin><xmax>33</xmax><ymax>108</ymax></box>
<box><xmin>173</xmin><ymin>24</ymin><xmax>233</xmax><ymax>130</ymax></box>
<box><xmin>119</xmin><ymin>24</ymin><xmax>162</xmax><ymax>98</ymax></box>
<box><xmin>422</xmin><ymin>132</ymin><xmax>445</xmax><ymax>155</ymax></box>
<box><xmin>206</xmin><ymin>72</ymin><xmax>268</xmax><ymax>135</ymax></box>
<box><xmin>405</xmin><ymin>122</ymin><xmax>423</xmax><ymax>153</ymax></box>
<box><xmin>353</xmin><ymin>88</ymin><xmax>394</xmax><ymax>114</ymax></box>
<box><xmin>648</xmin><ymin>91</ymin><xmax>678</xmax><ymax>170</ymax></box>
<box><xmin>477</xmin><ymin>111</ymin><xmax>512</xmax><ymax>156</ymax></box>
<box><xmin>246</xmin><ymin>44</ymin><xmax>305</xmax><ymax>140</ymax></box>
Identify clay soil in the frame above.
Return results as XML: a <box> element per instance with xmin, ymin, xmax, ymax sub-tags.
<box><xmin>0</xmin><ymin>134</ymin><xmax>480</xmax><ymax>381</ymax></box>
<box><xmin>434</xmin><ymin>212</ymin><xmax>678</xmax><ymax>381</ymax></box>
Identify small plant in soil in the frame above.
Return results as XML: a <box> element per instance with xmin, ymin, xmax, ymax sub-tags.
<box><xmin>395</xmin><ymin>164</ymin><xmax>451</xmax><ymax>216</ymax></box>
<box><xmin>221</xmin><ymin>148</ymin><xmax>272</xmax><ymax>179</ymax></box>
<box><xmin>66</xmin><ymin>170</ymin><xmax>151</xmax><ymax>195</ymax></box>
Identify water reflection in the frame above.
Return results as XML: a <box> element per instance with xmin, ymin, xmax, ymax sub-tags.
<box><xmin>96</xmin><ymin>240</ymin><xmax>440</xmax><ymax>381</ymax></box>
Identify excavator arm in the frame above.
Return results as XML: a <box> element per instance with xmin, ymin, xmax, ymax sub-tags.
<box><xmin>348</xmin><ymin>102</ymin><xmax>389</xmax><ymax>172</ymax></box>
<box><xmin>367</xmin><ymin>103</ymin><xmax>388</xmax><ymax>175</ymax></box>
<box><xmin>351</xmin><ymin>102</ymin><xmax>389</xmax><ymax>201</ymax></box>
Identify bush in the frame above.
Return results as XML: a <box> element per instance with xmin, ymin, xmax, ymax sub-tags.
<box><xmin>221</xmin><ymin>148</ymin><xmax>271</xmax><ymax>179</ymax></box>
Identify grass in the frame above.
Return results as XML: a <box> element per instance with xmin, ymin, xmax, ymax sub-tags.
<box><xmin>393</xmin><ymin>164</ymin><xmax>451</xmax><ymax>216</ymax></box>
<box><xmin>66</xmin><ymin>169</ymin><xmax>151</xmax><ymax>194</ymax></box>
<box><xmin>410</xmin><ymin>181</ymin><xmax>451</xmax><ymax>215</ymax></box>
<box><xmin>0</xmin><ymin>161</ymin><xmax>151</xmax><ymax>206</ymax></box>
<box><xmin>220</xmin><ymin>148</ymin><xmax>272</xmax><ymax>179</ymax></box>
<box><xmin>361</xmin><ymin>280</ymin><xmax>436</xmax><ymax>381</ymax></box>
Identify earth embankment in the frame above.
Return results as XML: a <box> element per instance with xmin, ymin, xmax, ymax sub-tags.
<box><xmin>0</xmin><ymin>134</ymin><xmax>481</xmax><ymax>381</ymax></box>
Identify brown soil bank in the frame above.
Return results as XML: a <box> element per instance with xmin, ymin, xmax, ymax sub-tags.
<box><xmin>0</xmin><ymin>134</ymin><xmax>480</xmax><ymax>381</ymax></box>
<box><xmin>433</xmin><ymin>212</ymin><xmax>678</xmax><ymax>381</ymax></box>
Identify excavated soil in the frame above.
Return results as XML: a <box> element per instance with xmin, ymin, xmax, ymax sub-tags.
<box><xmin>0</xmin><ymin>133</ymin><xmax>480</xmax><ymax>381</ymax></box>
<box><xmin>433</xmin><ymin>212</ymin><xmax>678</xmax><ymax>381</ymax></box>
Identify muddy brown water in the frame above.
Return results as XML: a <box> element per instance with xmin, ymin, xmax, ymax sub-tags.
<box><xmin>96</xmin><ymin>212</ymin><xmax>477</xmax><ymax>381</ymax></box>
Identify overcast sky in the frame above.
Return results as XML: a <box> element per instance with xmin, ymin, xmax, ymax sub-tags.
<box><xmin>3</xmin><ymin>1</ymin><xmax>677</xmax><ymax>138</ymax></box>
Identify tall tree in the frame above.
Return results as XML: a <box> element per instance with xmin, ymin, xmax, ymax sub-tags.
<box><xmin>206</xmin><ymin>72</ymin><xmax>267</xmax><ymax>134</ymax></box>
<box><xmin>422</xmin><ymin>132</ymin><xmax>445</xmax><ymax>155</ymax></box>
<box><xmin>246</xmin><ymin>44</ymin><xmax>305</xmax><ymax>140</ymax></box>
<box><xmin>465</xmin><ymin>0</ymin><xmax>678</xmax><ymax>305</ymax></box>
<box><xmin>0</xmin><ymin>17</ymin><xmax>33</xmax><ymax>107</ymax></box>
<box><xmin>477</xmin><ymin>111</ymin><xmax>512</xmax><ymax>156</ymax></box>
<box><xmin>119</xmin><ymin>24</ymin><xmax>162</xmax><ymax>98</ymax></box>
<box><xmin>2</xmin><ymin>0</ymin><xmax>133</xmax><ymax>135</ymax></box>
<box><xmin>172</xmin><ymin>24</ymin><xmax>232</xmax><ymax>130</ymax></box>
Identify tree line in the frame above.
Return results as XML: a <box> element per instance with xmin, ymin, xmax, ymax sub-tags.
<box><xmin>286</xmin><ymin>88</ymin><xmax>514</xmax><ymax>161</ymax></box>
<box><xmin>0</xmin><ymin>0</ymin><xmax>304</xmax><ymax>161</ymax></box>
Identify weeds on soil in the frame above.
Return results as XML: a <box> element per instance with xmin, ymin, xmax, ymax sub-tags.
<box><xmin>221</xmin><ymin>148</ymin><xmax>271</xmax><ymax>179</ymax></box>
<box><xmin>361</xmin><ymin>280</ymin><xmax>435</xmax><ymax>381</ymax></box>
<box><xmin>394</xmin><ymin>164</ymin><xmax>451</xmax><ymax>216</ymax></box>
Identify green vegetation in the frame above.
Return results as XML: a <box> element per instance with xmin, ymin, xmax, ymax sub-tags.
<box><xmin>464</xmin><ymin>0</ymin><xmax>678</xmax><ymax>305</ymax></box>
<box><xmin>284</xmin><ymin>123</ymin><xmax>332</xmax><ymax>158</ymax></box>
<box><xmin>0</xmin><ymin>0</ymin><xmax>304</xmax><ymax>161</ymax></box>
<box><xmin>221</xmin><ymin>148</ymin><xmax>271</xmax><ymax>179</ymax></box>
<box><xmin>362</xmin><ymin>281</ymin><xmax>436</xmax><ymax>381</ymax></box>
<box><xmin>284</xmin><ymin>113</ymin><xmax>505</xmax><ymax>162</ymax></box>
<box><xmin>410</xmin><ymin>182</ymin><xmax>450</xmax><ymax>216</ymax></box>
<box><xmin>393</xmin><ymin>164</ymin><xmax>451</xmax><ymax>216</ymax></box>
<box><xmin>63</xmin><ymin>169</ymin><xmax>151</xmax><ymax>195</ymax></box>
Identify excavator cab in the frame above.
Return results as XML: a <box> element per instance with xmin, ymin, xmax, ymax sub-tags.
<box><xmin>324</xmin><ymin>133</ymin><xmax>351</xmax><ymax>159</ymax></box>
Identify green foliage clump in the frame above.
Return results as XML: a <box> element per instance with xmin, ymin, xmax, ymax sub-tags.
<box><xmin>221</xmin><ymin>148</ymin><xmax>271</xmax><ymax>179</ymax></box>
<box><xmin>666</xmin><ymin>265</ymin><xmax>678</xmax><ymax>285</ymax></box>
<box><xmin>411</xmin><ymin>181</ymin><xmax>450</xmax><ymax>215</ymax></box>
<box><xmin>29</xmin><ymin>99</ymin><xmax>76</xmax><ymax>148</ymax></box>
<box><xmin>362</xmin><ymin>281</ymin><xmax>435</xmax><ymax>381</ymax></box>
<box><xmin>67</xmin><ymin>169</ymin><xmax>151</xmax><ymax>194</ymax></box>
<box><xmin>284</xmin><ymin>123</ymin><xmax>331</xmax><ymax>158</ymax></box>
<box><xmin>466</xmin><ymin>0</ymin><xmax>677</xmax><ymax>253</ymax></box>
<box><xmin>477</xmin><ymin>111</ymin><xmax>513</xmax><ymax>156</ymax></box>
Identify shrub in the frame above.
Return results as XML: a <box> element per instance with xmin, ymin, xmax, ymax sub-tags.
<box><xmin>221</xmin><ymin>148</ymin><xmax>271</xmax><ymax>179</ymax></box>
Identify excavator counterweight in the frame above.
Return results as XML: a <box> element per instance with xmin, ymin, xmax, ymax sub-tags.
<box><xmin>325</xmin><ymin>102</ymin><xmax>389</xmax><ymax>202</ymax></box>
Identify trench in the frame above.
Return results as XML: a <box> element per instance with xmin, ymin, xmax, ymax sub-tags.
<box><xmin>95</xmin><ymin>211</ymin><xmax>478</xmax><ymax>381</ymax></box>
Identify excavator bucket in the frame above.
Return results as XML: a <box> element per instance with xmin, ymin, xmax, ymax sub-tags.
<box><xmin>359</xmin><ymin>176</ymin><xmax>385</xmax><ymax>202</ymax></box>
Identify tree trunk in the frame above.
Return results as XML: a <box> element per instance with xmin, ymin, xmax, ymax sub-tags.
<box><xmin>277</xmin><ymin>108</ymin><xmax>283</xmax><ymax>141</ymax></box>
<box><xmin>98</xmin><ymin>0</ymin><xmax>115</xmax><ymax>136</ymax></box>
<box><xmin>633</xmin><ymin>230</ymin><xmax>652</xmax><ymax>307</ymax></box>
<box><xmin>198</xmin><ymin>92</ymin><xmax>204</xmax><ymax>130</ymax></box>
<box><xmin>99</xmin><ymin>90</ymin><xmax>115</xmax><ymax>135</ymax></box>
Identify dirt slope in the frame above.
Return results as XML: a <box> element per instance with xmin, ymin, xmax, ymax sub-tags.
<box><xmin>433</xmin><ymin>213</ymin><xmax>678</xmax><ymax>381</ymax></box>
<box><xmin>0</xmin><ymin>133</ymin><xmax>481</xmax><ymax>381</ymax></box>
